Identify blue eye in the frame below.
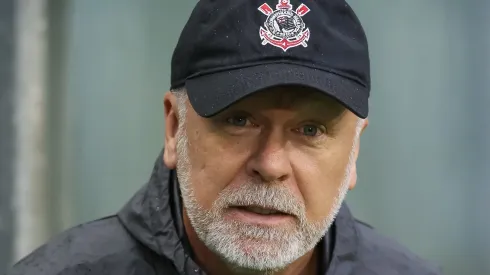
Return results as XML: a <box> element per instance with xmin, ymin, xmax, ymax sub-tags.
<box><xmin>227</xmin><ymin>116</ymin><xmax>248</xmax><ymax>127</ymax></box>
<box><xmin>301</xmin><ymin>125</ymin><xmax>320</xmax><ymax>136</ymax></box>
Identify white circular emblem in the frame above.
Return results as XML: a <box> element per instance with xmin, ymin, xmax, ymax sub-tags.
<box><xmin>265</xmin><ymin>9</ymin><xmax>305</xmax><ymax>39</ymax></box>
<box><xmin>258</xmin><ymin>1</ymin><xmax>311</xmax><ymax>51</ymax></box>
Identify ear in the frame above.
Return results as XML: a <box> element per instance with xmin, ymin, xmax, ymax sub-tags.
<box><xmin>348</xmin><ymin>118</ymin><xmax>369</xmax><ymax>190</ymax></box>
<box><xmin>163</xmin><ymin>92</ymin><xmax>180</xmax><ymax>169</ymax></box>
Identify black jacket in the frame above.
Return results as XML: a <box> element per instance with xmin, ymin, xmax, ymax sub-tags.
<box><xmin>8</xmin><ymin>152</ymin><xmax>442</xmax><ymax>275</ymax></box>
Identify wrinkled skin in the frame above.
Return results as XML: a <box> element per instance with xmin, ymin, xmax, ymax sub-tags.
<box><xmin>164</xmin><ymin>86</ymin><xmax>368</xmax><ymax>275</ymax></box>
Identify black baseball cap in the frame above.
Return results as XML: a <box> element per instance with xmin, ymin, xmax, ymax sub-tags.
<box><xmin>171</xmin><ymin>0</ymin><xmax>370</xmax><ymax>118</ymax></box>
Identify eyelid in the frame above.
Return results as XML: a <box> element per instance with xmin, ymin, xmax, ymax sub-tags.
<box><xmin>223</xmin><ymin>110</ymin><xmax>251</xmax><ymax>119</ymax></box>
<box><xmin>295</xmin><ymin>123</ymin><xmax>328</xmax><ymax>137</ymax></box>
<box><xmin>301</xmin><ymin>121</ymin><xmax>327</xmax><ymax>131</ymax></box>
<box><xmin>224</xmin><ymin>113</ymin><xmax>257</xmax><ymax>127</ymax></box>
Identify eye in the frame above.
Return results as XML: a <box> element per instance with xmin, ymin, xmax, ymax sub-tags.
<box><xmin>226</xmin><ymin>116</ymin><xmax>250</xmax><ymax>127</ymax></box>
<box><xmin>298</xmin><ymin>124</ymin><xmax>325</xmax><ymax>137</ymax></box>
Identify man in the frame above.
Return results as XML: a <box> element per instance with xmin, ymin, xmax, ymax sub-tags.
<box><xmin>8</xmin><ymin>0</ymin><xmax>442</xmax><ymax>274</ymax></box>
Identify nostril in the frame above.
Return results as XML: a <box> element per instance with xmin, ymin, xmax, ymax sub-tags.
<box><xmin>277</xmin><ymin>175</ymin><xmax>288</xmax><ymax>182</ymax></box>
<box><xmin>246</xmin><ymin>153</ymin><xmax>292</xmax><ymax>183</ymax></box>
<box><xmin>251</xmin><ymin>169</ymin><xmax>288</xmax><ymax>183</ymax></box>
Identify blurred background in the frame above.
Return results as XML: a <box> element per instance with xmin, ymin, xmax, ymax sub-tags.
<box><xmin>1</xmin><ymin>0</ymin><xmax>489</xmax><ymax>274</ymax></box>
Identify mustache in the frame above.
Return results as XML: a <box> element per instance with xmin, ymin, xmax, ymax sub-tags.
<box><xmin>214</xmin><ymin>181</ymin><xmax>305</xmax><ymax>217</ymax></box>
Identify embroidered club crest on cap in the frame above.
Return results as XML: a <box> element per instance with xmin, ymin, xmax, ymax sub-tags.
<box><xmin>258</xmin><ymin>0</ymin><xmax>311</xmax><ymax>52</ymax></box>
<box><xmin>172</xmin><ymin>0</ymin><xmax>371</xmax><ymax>118</ymax></box>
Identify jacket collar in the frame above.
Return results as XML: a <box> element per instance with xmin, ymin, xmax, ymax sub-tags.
<box><xmin>117</xmin><ymin>150</ymin><xmax>360</xmax><ymax>275</ymax></box>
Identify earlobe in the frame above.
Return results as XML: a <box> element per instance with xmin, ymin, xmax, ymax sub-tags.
<box><xmin>361</xmin><ymin>118</ymin><xmax>369</xmax><ymax>134</ymax></box>
<box><xmin>163</xmin><ymin>92</ymin><xmax>179</xmax><ymax>169</ymax></box>
<box><xmin>348</xmin><ymin>164</ymin><xmax>357</xmax><ymax>190</ymax></box>
<box><xmin>348</xmin><ymin>123</ymin><xmax>364</xmax><ymax>190</ymax></box>
<box><xmin>348</xmin><ymin>143</ymin><xmax>359</xmax><ymax>190</ymax></box>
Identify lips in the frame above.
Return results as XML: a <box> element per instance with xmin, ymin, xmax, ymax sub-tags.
<box><xmin>233</xmin><ymin>205</ymin><xmax>288</xmax><ymax>215</ymax></box>
<box><xmin>226</xmin><ymin>204</ymin><xmax>295</xmax><ymax>226</ymax></box>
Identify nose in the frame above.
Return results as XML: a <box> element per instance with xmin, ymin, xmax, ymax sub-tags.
<box><xmin>245</xmin><ymin>130</ymin><xmax>292</xmax><ymax>183</ymax></box>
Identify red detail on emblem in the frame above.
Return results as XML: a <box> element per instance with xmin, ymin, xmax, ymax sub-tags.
<box><xmin>260</xmin><ymin>27</ymin><xmax>310</xmax><ymax>52</ymax></box>
<box><xmin>276</xmin><ymin>0</ymin><xmax>292</xmax><ymax>10</ymax></box>
<box><xmin>258</xmin><ymin>3</ymin><xmax>273</xmax><ymax>16</ymax></box>
<box><xmin>296</xmin><ymin>4</ymin><xmax>310</xmax><ymax>16</ymax></box>
<box><xmin>258</xmin><ymin>1</ymin><xmax>311</xmax><ymax>51</ymax></box>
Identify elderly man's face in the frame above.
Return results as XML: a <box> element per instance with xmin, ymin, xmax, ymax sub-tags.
<box><xmin>164</xmin><ymin>86</ymin><xmax>366</xmax><ymax>272</ymax></box>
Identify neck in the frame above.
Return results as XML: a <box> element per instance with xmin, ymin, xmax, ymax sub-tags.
<box><xmin>182</xmin><ymin>210</ymin><xmax>318</xmax><ymax>275</ymax></box>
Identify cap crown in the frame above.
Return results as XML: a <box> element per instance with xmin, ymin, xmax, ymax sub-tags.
<box><xmin>171</xmin><ymin>0</ymin><xmax>370</xmax><ymax>93</ymax></box>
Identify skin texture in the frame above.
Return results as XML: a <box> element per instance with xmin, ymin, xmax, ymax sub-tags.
<box><xmin>163</xmin><ymin>86</ymin><xmax>368</xmax><ymax>275</ymax></box>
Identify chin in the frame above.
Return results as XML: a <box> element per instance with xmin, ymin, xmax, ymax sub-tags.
<box><xmin>201</xmin><ymin>219</ymin><xmax>305</xmax><ymax>271</ymax></box>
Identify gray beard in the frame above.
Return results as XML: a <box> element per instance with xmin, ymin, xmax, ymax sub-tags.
<box><xmin>175</xmin><ymin>124</ymin><xmax>354</xmax><ymax>274</ymax></box>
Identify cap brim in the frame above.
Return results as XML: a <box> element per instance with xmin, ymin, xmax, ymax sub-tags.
<box><xmin>185</xmin><ymin>63</ymin><xmax>368</xmax><ymax>119</ymax></box>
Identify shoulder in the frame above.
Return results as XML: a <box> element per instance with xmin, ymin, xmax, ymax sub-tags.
<box><xmin>7</xmin><ymin>216</ymin><xmax>156</xmax><ymax>275</ymax></box>
<box><xmin>352</xmin><ymin>219</ymin><xmax>443</xmax><ymax>275</ymax></box>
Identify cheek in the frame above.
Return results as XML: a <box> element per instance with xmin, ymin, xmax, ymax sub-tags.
<box><xmin>185</xmin><ymin>130</ymin><xmax>252</xmax><ymax>210</ymax></box>
<box><xmin>291</xmin><ymin>148</ymin><xmax>351</xmax><ymax>221</ymax></box>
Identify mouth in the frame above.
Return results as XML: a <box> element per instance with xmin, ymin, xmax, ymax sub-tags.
<box><xmin>226</xmin><ymin>205</ymin><xmax>294</xmax><ymax>226</ymax></box>
<box><xmin>232</xmin><ymin>205</ymin><xmax>288</xmax><ymax>215</ymax></box>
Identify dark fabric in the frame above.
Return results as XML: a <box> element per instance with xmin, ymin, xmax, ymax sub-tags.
<box><xmin>171</xmin><ymin>0</ymin><xmax>370</xmax><ymax>118</ymax></box>
<box><xmin>7</xmin><ymin>151</ymin><xmax>443</xmax><ymax>275</ymax></box>
<box><xmin>185</xmin><ymin>62</ymin><xmax>369</xmax><ymax>119</ymax></box>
